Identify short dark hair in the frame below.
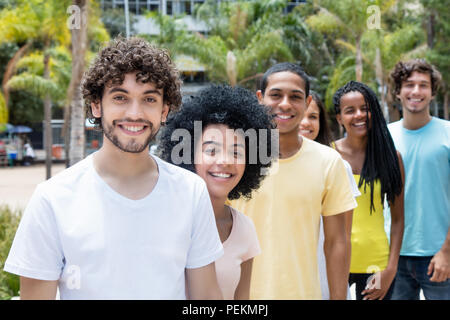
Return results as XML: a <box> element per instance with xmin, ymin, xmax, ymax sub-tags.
<box><xmin>260</xmin><ymin>62</ymin><xmax>310</xmax><ymax>97</ymax></box>
<box><xmin>309</xmin><ymin>91</ymin><xmax>332</xmax><ymax>146</ymax></box>
<box><xmin>158</xmin><ymin>85</ymin><xmax>276</xmax><ymax>200</ymax></box>
<box><xmin>389</xmin><ymin>59</ymin><xmax>442</xmax><ymax>99</ymax></box>
<box><xmin>82</xmin><ymin>37</ymin><xmax>182</xmax><ymax>130</ymax></box>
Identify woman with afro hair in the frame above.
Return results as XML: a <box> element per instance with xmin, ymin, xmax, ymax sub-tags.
<box><xmin>158</xmin><ymin>84</ymin><xmax>276</xmax><ymax>299</ymax></box>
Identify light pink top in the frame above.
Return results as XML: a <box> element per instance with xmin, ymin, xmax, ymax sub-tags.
<box><xmin>215</xmin><ymin>206</ymin><xmax>261</xmax><ymax>300</ymax></box>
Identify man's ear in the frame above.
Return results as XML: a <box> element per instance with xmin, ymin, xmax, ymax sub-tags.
<box><xmin>161</xmin><ymin>104</ymin><xmax>169</xmax><ymax>123</ymax></box>
<box><xmin>256</xmin><ymin>90</ymin><xmax>264</xmax><ymax>104</ymax></box>
<box><xmin>306</xmin><ymin>95</ymin><xmax>312</xmax><ymax>105</ymax></box>
<box><xmin>91</xmin><ymin>101</ymin><xmax>101</xmax><ymax>118</ymax></box>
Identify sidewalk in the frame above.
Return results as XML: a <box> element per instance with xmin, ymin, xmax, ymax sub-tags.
<box><xmin>0</xmin><ymin>163</ymin><xmax>66</xmax><ymax>211</ymax></box>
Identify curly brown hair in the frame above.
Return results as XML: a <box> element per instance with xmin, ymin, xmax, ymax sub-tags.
<box><xmin>82</xmin><ymin>37</ymin><xmax>182</xmax><ymax>129</ymax></box>
<box><xmin>389</xmin><ymin>59</ymin><xmax>442</xmax><ymax>100</ymax></box>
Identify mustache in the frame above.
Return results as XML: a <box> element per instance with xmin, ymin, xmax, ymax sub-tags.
<box><xmin>112</xmin><ymin>118</ymin><xmax>153</xmax><ymax>128</ymax></box>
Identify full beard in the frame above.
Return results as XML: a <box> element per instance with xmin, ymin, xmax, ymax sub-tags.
<box><xmin>102</xmin><ymin>118</ymin><xmax>158</xmax><ymax>154</ymax></box>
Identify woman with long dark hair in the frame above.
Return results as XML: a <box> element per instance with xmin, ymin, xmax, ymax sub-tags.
<box><xmin>333</xmin><ymin>81</ymin><xmax>405</xmax><ymax>300</ymax></box>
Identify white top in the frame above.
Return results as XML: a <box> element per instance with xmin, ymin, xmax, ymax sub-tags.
<box><xmin>4</xmin><ymin>154</ymin><xmax>223</xmax><ymax>300</ymax></box>
<box><xmin>317</xmin><ymin>159</ymin><xmax>360</xmax><ymax>300</ymax></box>
<box><xmin>215</xmin><ymin>207</ymin><xmax>261</xmax><ymax>300</ymax></box>
<box><xmin>24</xmin><ymin>143</ymin><xmax>35</xmax><ymax>158</ymax></box>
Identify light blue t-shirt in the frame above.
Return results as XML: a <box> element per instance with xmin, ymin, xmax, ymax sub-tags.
<box><xmin>388</xmin><ymin>117</ymin><xmax>450</xmax><ymax>256</ymax></box>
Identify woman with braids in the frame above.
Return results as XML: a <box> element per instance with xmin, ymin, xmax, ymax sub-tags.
<box><xmin>332</xmin><ymin>80</ymin><xmax>405</xmax><ymax>300</ymax></box>
<box><xmin>158</xmin><ymin>85</ymin><xmax>276</xmax><ymax>299</ymax></box>
<box><xmin>300</xmin><ymin>92</ymin><xmax>360</xmax><ymax>300</ymax></box>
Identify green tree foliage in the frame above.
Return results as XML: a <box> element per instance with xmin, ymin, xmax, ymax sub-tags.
<box><xmin>421</xmin><ymin>0</ymin><xmax>450</xmax><ymax>118</ymax></box>
<box><xmin>150</xmin><ymin>0</ymin><xmax>294</xmax><ymax>88</ymax></box>
<box><xmin>8</xmin><ymin>47</ymin><xmax>72</xmax><ymax>104</ymax></box>
<box><xmin>305</xmin><ymin>0</ymin><xmax>427</xmax><ymax>122</ymax></box>
<box><xmin>0</xmin><ymin>91</ymin><xmax>6</xmax><ymax>124</ymax></box>
<box><xmin>0</xmin><ymin>0</ymin><xmax>109</xmax><ymax>125</ymax></box>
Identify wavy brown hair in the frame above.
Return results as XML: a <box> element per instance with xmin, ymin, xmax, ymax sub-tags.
<box><xmin>389</xmin><ymin>59</ymin><xmax>442</xmax><ymax>99</ymax></box>
<box><xmin>82</xmin><ymin>37</ymin><xmax>182</xmax><ymax>130</ymax></box>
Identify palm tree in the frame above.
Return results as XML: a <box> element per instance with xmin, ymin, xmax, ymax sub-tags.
<box><xmin>64</xmin><ymin>1</ymin><xmax>109</xmax><ymax>167</ymax></box>
<box><xmin>66</xmin><ymin>0</ymin><xmax>89</xmax><ymax>167</ymax></box>
<box><xmin>421</xmin><ymin>0</ymin><xmax>450</xmax><ymax>119</ymax></box>
<box><xmin>155</xmin><ymin>0</ymin><xmax>294</xmax><ymax>88</ymax></box>
<box><xmin>307</xmin><ymin>0</ymin><xmax>427</xmax><ymax>122</ymax></box>
<box><xmin>1</xmin><ymin>0</ymin><xmax>71</xmax><ymax>178</ymax></box>
<box><xmin>0</xmin><ymin>3</ymin><xmax>38</xmax><ymax>114</ymax></box>
<box><xmin>307</xmin><ymin>0</ymin><xmax>398</xmax><ymax>82</ymax></box>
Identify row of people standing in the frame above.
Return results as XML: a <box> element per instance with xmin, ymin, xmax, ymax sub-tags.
<box><xmin>159</xmin><ymin>58</ymin><xmax>448</xmax><ymax>300</ymax></box>
<box><xmin>283</xmin><ymin>59</ymin><xmax>449</xmax><ymax>299</ymax></box>
<box><xmin>4</xmin><ymin>37</ymin><xmax>449</xmax><ymax>300</ymax></box>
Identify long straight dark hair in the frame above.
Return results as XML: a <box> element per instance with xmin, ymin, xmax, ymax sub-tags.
<box><xmin>333</xmin><ymin>81</ymin><xmax>403</xmax><ymax>212</ymax></box>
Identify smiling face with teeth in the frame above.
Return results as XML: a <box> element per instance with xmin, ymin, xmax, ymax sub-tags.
<box><xmin>397</xmin><ymin>71</ymin><xmax>434</xmax><ymax>116</ymax></box>
<box><xmin>336</xmin><ymin>91</ymin><xmax>371</xmax><ymax>138</ymax></box>
<box><xmin>299</xmin><ymin>99</ymin><xmax>320</xmax><ymax>141</ymax></box>
<box><xmin>92</xmin><ymin>72</ymin><xmax>169</xmax><ymax>153</ymax></box>
<box><xmin>257</xmin><ymin>72</ymin><xmax>311</xmax><ymax>136</ymax></box>
<box><xmin>194</xmin><ymin>124</ymin><xmax>246</xmax><ymax>202</ymax></box>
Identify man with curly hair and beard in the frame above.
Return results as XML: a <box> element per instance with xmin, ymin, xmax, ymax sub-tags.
<box><xmin>4</xmin><ymin>37</ymin><xmax>224</xmax><ymax>300</ymax></box>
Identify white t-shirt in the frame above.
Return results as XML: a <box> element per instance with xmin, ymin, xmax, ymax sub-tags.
<box><xmin>317</xmin><ymin>159</ymin><xmax>360</xmax><ymax>300</ymax></box>
<box><xmin>215</xmin><ymin>206</ymin><xmax>261</xmax><ymax>300</ymax></box>
<box><xmin>4</xmin><ymin>154</ymin><xmax>223</xmax><ymax>299</ymax></box>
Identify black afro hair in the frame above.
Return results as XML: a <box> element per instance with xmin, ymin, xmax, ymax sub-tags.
<box><xmin>158</xmin><ymin>84</ymin><xmax>277</xmax><ymax>200</ymax></box>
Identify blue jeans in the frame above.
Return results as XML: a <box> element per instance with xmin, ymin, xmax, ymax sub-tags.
<box><xmin>392</xmin><ymin>256</ymin><xmax>450</xmax><ymax>300</ymax></box>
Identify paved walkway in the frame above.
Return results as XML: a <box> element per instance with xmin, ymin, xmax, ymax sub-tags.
<box><xmin>0</xmin><ymin>163</ymin><xmax>66</xmax><ymax>211</ymax></box>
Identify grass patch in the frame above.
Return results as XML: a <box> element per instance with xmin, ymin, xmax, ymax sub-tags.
<box><xmin>0</xmin><ymin>205</ymin><xmax>21</xmax><ymax>300</ymax></box>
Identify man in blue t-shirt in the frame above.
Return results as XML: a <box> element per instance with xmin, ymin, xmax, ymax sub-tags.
<box><xmin>388</xmin><ymin>59</ymin><xmax>450</xmax><ymax>300</ymax></box>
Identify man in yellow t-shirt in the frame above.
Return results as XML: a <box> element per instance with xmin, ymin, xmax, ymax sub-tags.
<box><xmin>230</xmin><ymin>63</ymin><xmax>357</xmax><ymax>299</ymax></box>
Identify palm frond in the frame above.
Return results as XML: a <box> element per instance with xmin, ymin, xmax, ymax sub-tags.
<box><xmin>7</xmin><ymin>73</ymin><xmax>60</xmax><ymax>101</ymax></box>
<box><xmin>0</xmin><ymin>5</ymin><xmax>39</xmax><ymax>43</ymax></box>
<box><xmin>238</xmin><ymin>30</ymin><xmax>294</xmax><ymax>80</ymax></box>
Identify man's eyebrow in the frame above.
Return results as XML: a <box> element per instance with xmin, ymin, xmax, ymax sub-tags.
<box><xmin>108</xmin><ymin>87</ymin><xmax>128</xmax><ymax>94</ymax></box>
<box><xmin>143</xmin><ymin>90</ymin><xmax>162</xmax><ymax>96</ymax></box>
<box><xmin>404</xmin><ymin>79</ymin><xmax>430</xmax><ymax>83</ymax></box>
<box><xmin>269</xmin><ymin>88</ymin><xmax>305</xmax><ymax>95</ymax></box>
<box><xmin>107</xmin><ymin>88</ymin><xmax>162</xmax><ymax>96</ymax></box>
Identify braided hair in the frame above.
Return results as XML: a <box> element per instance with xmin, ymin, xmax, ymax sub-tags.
<box><xmin>333</xmin><ymin>81</ymin><xmax>403</xmax><ymax>212</ymax></box>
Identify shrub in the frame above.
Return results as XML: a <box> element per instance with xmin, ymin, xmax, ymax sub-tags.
<box><xmin>0</xmin><ymin>205</ymin><xmax>21</xmax><ymax>300</ymax></box>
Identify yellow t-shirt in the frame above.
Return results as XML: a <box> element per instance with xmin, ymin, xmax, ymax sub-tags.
<box><xmin>230</xmin><ymin>138</ymin><xmax>357</xmax><ymax>299</ymax></box>
<box><xmin>350</xmin><ymin>176</ymin><xmax>389</xmax><ymax>273</ymax></box>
